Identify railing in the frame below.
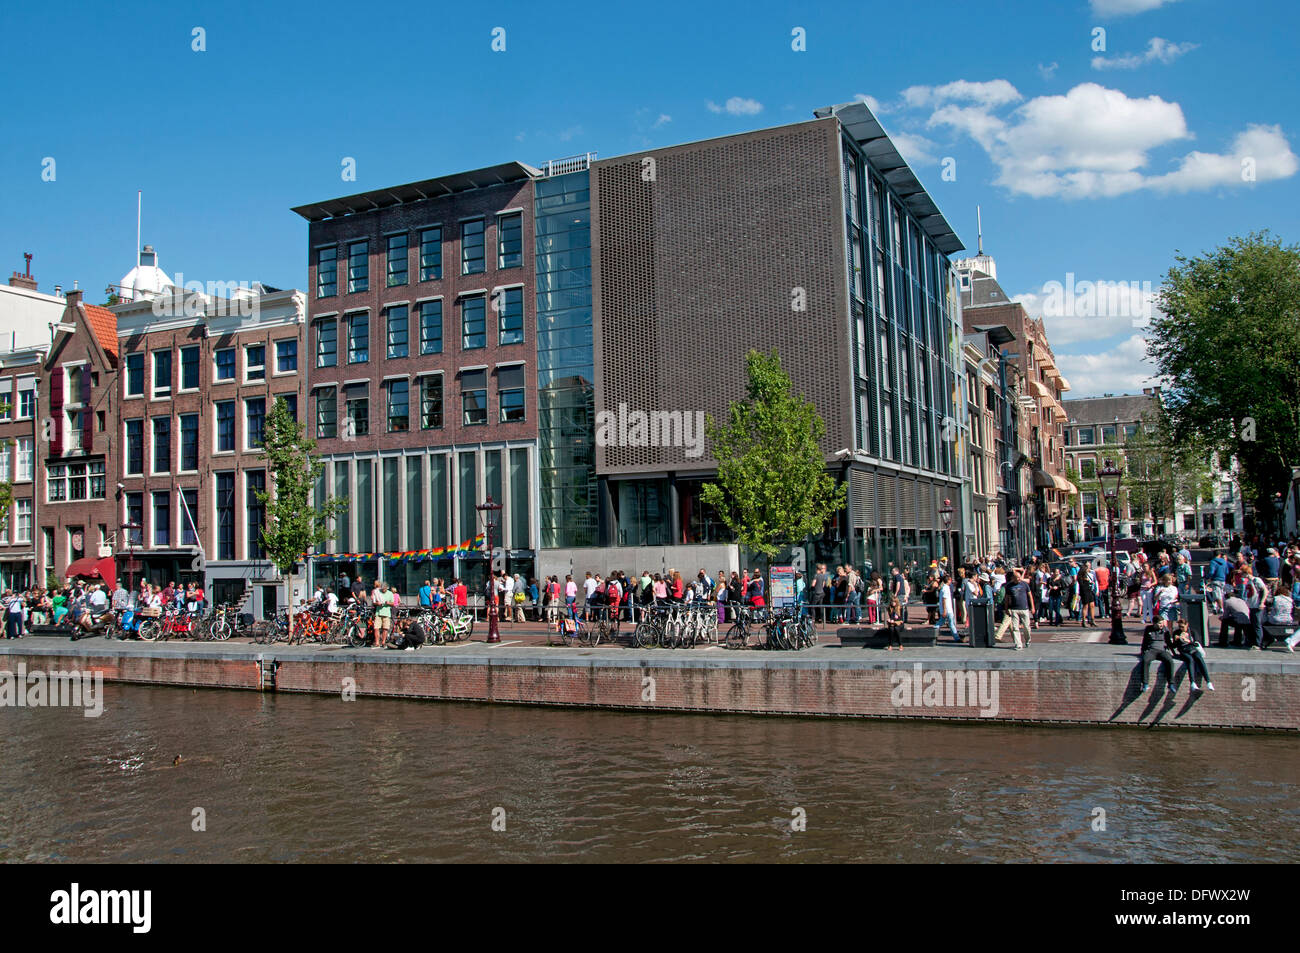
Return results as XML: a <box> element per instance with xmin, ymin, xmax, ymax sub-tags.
<box><xmin>540</xmin><ymin>152</ymin><xmax>596</xmax><ymax>177</ymax></box>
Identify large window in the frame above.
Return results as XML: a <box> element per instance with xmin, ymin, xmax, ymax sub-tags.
<box><xmin>153</xmin><ymin>491</ymin><xmax>170</xmax><ymax>546</ymax></box>
<box><xmin>152</xmin><ymin>416</ymin><xmax>170</xmax><ymax>473</ymax></box>
<box><xmin>16</xmin><ymin>438</ymin><xmax>31</xmax><ymax>481</ymax></box>
<box><xmin>180</xmin><ymin>488</ymin><xmax>198</xmax><ymax>546</ymax></box>
<box><xmin>276</xmin><ymin>338</ymin><xmax>298</xmax><ymax>373</ymax></box>
<box><xmin>419</xmin><ymin>300</ymin><xmax>442</xmax><ymax>354</ymax></box>
<box><xmin>498</xmin><ymin>212</ymin><xmax>522</xmax><ymax>269</ymax></box>
<box><xmin>216</xmin><ymin>475</ymin><xmax>236</xmax><ymax>559</ymax></box>
<box><xmin>180</xmin><ymin>346</ymin><xmax>200</xmax><ymax>390</ymax></box>
<box><xmin>245</xmin><ymin>345</ymin><xmax>266</xmax><ymax>381</ymax></box>
<box><xmin>461</xmin><ymin>295</ymin><xmax>486</xmax><ymax>349</ymax></box>
<box><xmin>345</xmin><ymin>383</ymin><xmax>369</xmax><ymax>437</ymax></box>
<box><xmin>1080</xmin><ymin>458</ymin><xmax>1097</xmax><ymax>479</ymax></box>
<box><xmin>246</xmin><ymin>397</ymin><xmax>266</xmax><ymax>449</ymax></box>
<box><xmin>126</xmin><ymin>493</ymin><xmax>144</xmax><ymax>546</ymax></box>
<box><xmin>317</xmin><ymin>246</ymin><xmax>337</xmax><ymax>297</ymax></box>
<box><xmin>17</xmin><ymin>382</ymin><xmax>33</xmax><ymax>419</ymax></box>
<box><xmin>386</xmin><ymin>233</ymin><xmax>408</xmax><ymax>287</ymax></box>
<box><xmin>315</xmin><ymin>386</ymin><xmax>337</xmax><ymax>439</ymax></box>
<box><xmin>125</xmin><ymin>353</ymin><xmax>145</xmax><ymax>396</ymax></box>
<box><xmin>420</xmin><ymin>227</ymin><xmax>442</xmax><ymax>281</ymax></box>
<box><xmin>386</xmin><ymin>379</ymin><xmax>409</xmax><ymax>432</ymax></box>
<box><xmin>386</xmin><ymin>305</ymin><xmax>409</xmax><ymax>359</ymax></box>
<box><xmin>125</xmin><ymin>419</ymin><xmax>144</xmax><ymax>474</ymax></box>
<box><xmin>216</xmin><ymin>401</ymin><xmax>235</xmax><ymax>453</ymax></box>
<box><xmin>215</xmin><ymin>348</ymin><xmax>236</xmax><ymax>382</ymax></box>
<box><xmin>461</xmin><ymin>219</ymin><xmax>485</xmax><ymax>275</ymax></box>
<box><xmin>1077</xmin><ymin>427</ymin><xmax>1095</xmax><ymax>445</ymax></box>
<box><xmin>347</xmin><ymin>240</ymin><xmax>369</xmax><ymax>293</ymax></box>
<box><xmin>14</xmin><ymin>500</ymin><xmax>30</xmax><ymax>544</ymax></box>
<box><xmin>152</xmin><ymin>350</ymin><xmax>171</xmax><ymax>397</ymax></box>
<box><xmin>315</xmin><ymin>318</ymin><xmax>337</xmax><ymax>367</ymax></box>
<box><xmin>420</xmin><ymin>375</ymin><xmax>443</xmax><ymax>430</ymax></box>
<box><xmin>461</xmin><ymin>370</ymin><xmax>487</xmax><ymax>426</ymax></box>
<box><xmin>498</xmin><ymin>365</ymin><xmax>525</xmax><ymax>422</ymax></box>
<box><xmin>347</xmin><ymin>312</ymin><xmax>369</xmax><ymax>363</ymax></box>
<box><xmin>180</xmin><ymin>414</ymin><xmax>199</xmax><ymax>471</ymax></box>
<box><xmin>497</xmin><ymin>287</ymin><xmax>523</xmax><ymax>345</ymax></box>
<box><xmin>246</xmin><ymin>471</ymin><xmax>266</xmax><ymax>559</ymax></box>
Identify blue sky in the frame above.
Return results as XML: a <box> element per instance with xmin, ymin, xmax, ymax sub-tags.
<box><xmin>4</xmin><ymin>0</ymin><xmax>1296</xmax><ymax>397</ymax></box>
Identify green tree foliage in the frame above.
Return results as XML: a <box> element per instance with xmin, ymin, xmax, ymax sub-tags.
<box><xmin>254</xmin><ymin>398</ymin><xmax>348</xmax><ymax>636</ymax></box>
<box><xmin>700</xmin><ymin>349</ymin><xmax>845</xmax><ymax>557</ymax></box>
<box><xmin>1149</xmin><ymin>231</ymin><xmax>1300</xmax><ymax>517</ymax></box>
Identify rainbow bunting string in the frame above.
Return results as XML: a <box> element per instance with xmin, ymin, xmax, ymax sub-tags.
<box><xmin>308</xmin><ymin>533</ymin><xmax>486</xmax><ymax>564</ymax></box>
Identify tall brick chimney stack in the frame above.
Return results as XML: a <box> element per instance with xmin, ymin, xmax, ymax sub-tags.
<box><xmin>8</xmin><ymin>252</ymin><xmax>38</xmax><ymax>290</ymax></box>
<box><xmin>64</xmin><ymin>288</ymin><xmax>84</xmax><ymax>307</ymax></box>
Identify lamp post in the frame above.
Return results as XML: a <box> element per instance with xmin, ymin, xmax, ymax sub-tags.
<box><xmin>1272</xmin><ymin>491</ymin><xmax>1285</xmax><ymax>542</ymax></box>
<box><xmin>476</xmin><ymin>496</ymin><xmax>503</xmax><ymax>643</ymax></box>
<box><xmin>940</xmin><ymin>498</ymin><xmax>954</xmax><ymax>563</ymax></box>
<box><xmin>1098</xmin><ymin>458</ymin><xmax>1127</xmax><ymax>644</ymax></box>
<box><xmin>122</xmin><ymin>522</ymin><xmax>141</xmax><ymax>606</ymax></box>
<box><xmin>1006</xmin><ymin>508</ymin><xmax>1018</xmax><ymax>565</ymax></box>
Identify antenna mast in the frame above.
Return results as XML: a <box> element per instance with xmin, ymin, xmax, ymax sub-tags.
<box><xmin>977</xmin><ymin>205</ymin><xmax>983</xmax><ymax>256</ymax></box>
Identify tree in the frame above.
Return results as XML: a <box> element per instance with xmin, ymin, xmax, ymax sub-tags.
<box><xmin>1149</xmin><ymin>231</ymin><xmax>1300</xmax><ymax>526</ymax></box>
<box><xmin>254</xmin><ymin>398</ymin><xmax>347</xmax><ymax>639</ymax></box>
<box><xmin>1117</xmin><ymin>411</ymin><xmax>1215</xmax><ymax>534</ymax></box>
<box><xmin>700</xmin><ymin>349</ymin><xmax>845</xmax><ymax>558</ymax></box>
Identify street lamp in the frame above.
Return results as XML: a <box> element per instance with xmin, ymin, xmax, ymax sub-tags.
<box><xmin>122</xmin><ymin>522</ymin><xmax>141</xmax><ymax>605</ymax></box>
<box><xmin>475</xmin><ymin>496</ymin><xmax>504</xmax><ymax>643</ymax></box>
<box><xmin>940</xmin><ymin>498</ymin><xmax>954</xmax><ymax>563</ymax></box>
<box><xmin>1006</xmin><ymin>509</ymin><xmax>1018</xmax><ymax>564</ymax></box>
<box><xmin>1272</xmin><ymin>492</ymin><xmax>1285</xmax><ymax>542</ymax></box>
<box><xmin>1098</xmin><ymin>458</ymin><xmax>1127</xmax><ymax>645</ymax></box>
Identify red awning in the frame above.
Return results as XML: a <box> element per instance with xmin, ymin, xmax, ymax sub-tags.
<box><xmin>64</xmin><ymin>556</ymin><xmax>117</xmax><ymax>587</ymax></box>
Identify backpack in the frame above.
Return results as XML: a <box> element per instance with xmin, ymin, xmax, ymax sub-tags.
<box><xmin>854</xmin><ymin>575</ymin><xmax>866</xmax><ymax>593</ymax></box>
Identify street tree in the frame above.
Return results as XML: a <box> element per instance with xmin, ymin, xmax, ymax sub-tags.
<box><xmin>1149</xmin><ymin>231</ymin><xmax>1300</xmax><ymax>526</ymax></box>
<box><xmin>700</xmin><ymin>349</ymin><xmax>845</xmax><ymax>558</ymax></box>
<box><xmin>254</xmin><ymin>398</ymin><xmax>348</xmax><ymax>639</ymax></box>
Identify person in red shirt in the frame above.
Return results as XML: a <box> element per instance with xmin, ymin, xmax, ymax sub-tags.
<box><xmin>1095</xmin><ymin>564</ymin><xmax>1111</xmax><ymax>616</ymax></box>
<box><xmin>453</xmin><ymin>579</ymin><xmax>468</xmax><ymax>608</ymax></box>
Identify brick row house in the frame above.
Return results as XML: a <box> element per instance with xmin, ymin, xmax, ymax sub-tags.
<box><xmin>292</xmin><ymin>163</ymin><xmax>540</xmax><ymax>596</ymax></box>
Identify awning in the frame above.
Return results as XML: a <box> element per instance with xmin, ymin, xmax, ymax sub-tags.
<box><xmin>64</xmin><ymin>556</ymin><xmax>117</xmax><ymax>587</ymax></box>
<box><xmin>1033</xmin><ymin>470</ymin><xmax>1078</xmax><ymax>494</ymax></box>
<box><xmin>1031</xmin><ymin>380</ymin><xmax>1052</xmax><ymax>399</ymax></box>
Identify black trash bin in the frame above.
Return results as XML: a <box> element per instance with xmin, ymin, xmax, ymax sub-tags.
<box><xmin>969</xmin><ymin>597</ymin><xmax>995</xmax><ymax>647</ymax></box>
<box><xmin>1180</xmin><ymin>593</ymin><xmax>1208</xmax><ymax>647</ymax></box>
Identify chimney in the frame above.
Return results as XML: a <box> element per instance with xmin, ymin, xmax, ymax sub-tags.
<box><xmin>54</xmin><ymin>284</ymin><xmax>63</xmax><ymax>298</ymax></box>
<box><xmin>65</xmin><ymin>288</ymin><xmax>84</xmax><ymax>307</ymax></box>
<box><xmin>8</xmin><ymin>271</ymin><xmax>37</xmax><ymax>291</ymax></box>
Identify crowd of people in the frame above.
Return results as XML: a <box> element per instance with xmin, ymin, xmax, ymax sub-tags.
<box><xmin>0</xmin><ymin>577</ymin><xmax>210</xmax><ymax>639</ymax></box>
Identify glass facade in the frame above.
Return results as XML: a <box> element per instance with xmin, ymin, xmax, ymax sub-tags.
<box><xmin>534</xmin><ymin>171</ymin><xmax>596</xmax><ymax>547</ymax></box>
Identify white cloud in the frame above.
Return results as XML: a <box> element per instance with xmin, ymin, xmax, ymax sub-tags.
<box><xmin>1015</xmin><ymin>277</ymin><xmax>1162</xmax><ymax>346</ymax></box>
<box><xmin>924</xmin><ymin>81</ymin><xmax>1297</xmax><ymax>198</ymax></box>
<box><xmin>891</xmin><ymin>132</ymin><xmax>939</xmax><ymax>166</ymax></box>
<box><xmin>653</xmin><ymin>114</ymin><xmax>671</xmax><ymax>128</ymax></box>
<box><xmin>1093</xmin><ymin>36</ymin><xmax>1198</xmax><ymax>70</ymax></box>
<box><xmin>903</xmin><ymin>79</ymin><xmax>1021</xmax><ymax>109</ymax></box>
<box><xmin>853</xmin><ymin>93</ymin><xmax>884</xmax><ymax>113</ymax></box>
<box><xmin>1090</xmin><ymin>0</ymin><xmax>1181</xmax><ymax>16</ymax></box>
<box><xmin>1038</xmin><ymin>62</ymin><xmax>1059</xmax><ymax>81</ymax></box>
<box><xmin>706</xmin><ymin>97</ymin><xmax>763</xmax><ymax>116</ymax></box>
<box><xmin>1056</xmin><ymin>336</ymin><xmax>1158</xmax><ymax>399</ymax></box>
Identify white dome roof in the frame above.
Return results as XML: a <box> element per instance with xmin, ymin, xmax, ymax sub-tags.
<box><xmin>120</xmin><ymin>245</ymin><xmax>175</xmax><ymax>299</ymax></box>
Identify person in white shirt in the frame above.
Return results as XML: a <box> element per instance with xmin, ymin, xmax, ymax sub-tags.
<box><xmin>325</xmin><ymin>589</ymin><xmax>340</xmax><ymax>615</ymax></box>
<box><xmin>935</xmin><ymin>575</ymin><xmax>961</xmax><ymax>643</ymax></box>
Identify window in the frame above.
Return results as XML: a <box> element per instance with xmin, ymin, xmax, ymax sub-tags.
<box><xmin>246</xmin><ymin>471</ymin><xmax>266</xmax><ymax>559</ymax></box>
<box><xmin>1080</xmin><ymin>458</ymin><xmax>1096</xmax><ymax>480</ymax></box>
<box><xmin>126</xmin><ymin>493</ymin><xmax>144</xmax><ymax>545</ymax></box>
<box><xmin>126</xmin><ymin>353</ymin><xmax>145</xmax><ymax>396</ymax></box>
<box><xmin>215</xmin><ymin>348</ymin><xmax>236</xmax><ymax>382</ymax></box>
<box><xmin>180</xmin><ymin>488</ymin><xmax>198</xmax><ymax>546</ymax></box>
<box><xmin>345</xmin><ymin>383</ymin><xmax>369</xmax><ymax>437</ymax></box>
<box><xmin>499</xmin><ymin>365</ymin><xmax>525</xmax><ymax>422</ymax></box>
<box><xmin>215</xmin><ymin>401</ymin><xmax>235</xmax><ymax>453</ymax></box>
<box><xmin>1077</xmin><ymin>427</ymin><xmax>1095</xmax><ymax>445</ymax></box>
<box><xmin>246</xmin><ymin>345</ymin><xmax>266</xmax><ymax>381</ymax></box>
<box><xmin>347</xmin><ymin>312</ymin><xmax>369</xmax><ymax>363</ymax></box>
<box><xmin>420</xmin><ymin>375</ymin><xmax>443</xmax><ymax>430</ymax></box>
<box><xmin>180</xmin><ymin>414</ymin><xmax>199</xmax><ymax>471</ymax></box>
<box><xmin>461</xmin><ymin>219</ymin><xmax>485</xmax><ymax>275</ymax></box>
<box><xmin>180</xmin><ymin>346</ymin><xmax>200</xmax><ymax>390</ymax></box>
<box><xmin>1124</xmin><ymin>424</ymin><xmax>1139</xmax><ymax>441</ymax></box>
<box><xmin>152</xmin><ymin>350</ymin><xmax>172</xmax><ymax>396</ymax></box>
<box><xmin>419</xmin><ymin>300</ymin><xmax>443</xmax><ymax>354</ymax></box>
<box><xmin>0</xmin><ymin>444</ymin><xmax>8</xmax><ymax>483</ymax></box>
<box><xmin>386</xmin><ymin>233</ymin><xmax>408</xmax><ymax>287</ymax></box>
<box><xmin>317</xmin><ymin>246</ymin><xmax>338</xmax><ymax>297</ymax></box>
<box><xmin>89</xmin><ymin>460</ymin><xmax>105</xmax><ymax>499</ymax></box>
<box><xmin>275</xmin><ymin>339</ymin><xmax>298</xmax><ymax>373</ymax></box>
<box><xmin>47</xmin><ymin>464</ymin><xmax>65</xmax><ymax>502</ymax></box>
<box><xmin>215</xmin><ymin>474</ymin><xmax>235</xmax><ymax>560</ymax></box>
<box><xmin>461</xmin><ymin>370</ymin><xmax>487</xmax><ymax>426</ymax></box>
<box><xmin>420</xmin><ymin>227</ymin><xmax>442</xmax><ymax>281</ymax></box>
<box><xmin>152</xmin><ymin>417</ymin><xmax>171</xmax><ymax>473</ymax></box>
<box><xmin>1101</xmin><ymin>425</ymin><xmax>1117</xmax><ymax>444</ymax></box>
<box><xmin>386</xmin><ymin>379</ymin><xmax>409</xmax><ymax>432</ymax></box>
<box><xmin>279</xmin><ymin>394</ymin><xmax>298</xmax><ymax>422</ymax></box>
<box><xmin>348</xmin><ymin>240</ymin><xmax>369</xmax><ymax>293</ymax></box>
<box><xmin>315</xmin><ymin>386</ymin><xmax>337</xmax><ymax>439</ymax></box>
<box><xmin>65</xmin><ymin>409</ymin><xmax>85</xmax><ymax>453</ymax></box>
<box><xmin>125</xmin><ymin>421</ymin><xmax>144</xmax><ymax>474</ymax></box>
<box><xmin>496</xmin><ymin>287</ymin><xmax>523</xmax><ymax>345</ymax></box>
<box><xmin>461</xmin><ymin>295</ymin><xmax>486</xmax><ymax>349</ymax></box>
<box><xmin>17</xmin><ymin>383</ymin><xmax>34</xmax><ymax>419</ymax></box>
<box><xmin>15</xmin><ymin>500</ymin><xmax>31</xmax><ymax>545</ymax></box>
<box><xmin>153</xmin><ymin>491</ymin><xmax>170</xmax><ymax>546</ymax></box>
<box><xmin>246</xmin><ymin>397</ymin><xmax>266</xmax><ymax>449</ymax></box>
<box><xmin>498</xmin><ymin>213</ymin><xmax>522</xmax><ymax>269</ymax></box>
<box><xmin>315</xmin><ymin>318</ymin><xmax>336</xmax><ymax>368</ymax></box>
<box><xmin>386</xmin><ymin>305</ymin><xmax>409</xmax><ymax>359</ymax></box>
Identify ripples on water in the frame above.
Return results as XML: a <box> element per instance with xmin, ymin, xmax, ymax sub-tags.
<box><xmin>1</xmin><ymin>684</ymin><xmax>1297</xmax><ymax>863</ymax></box>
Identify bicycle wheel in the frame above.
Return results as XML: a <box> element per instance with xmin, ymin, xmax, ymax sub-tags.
<box><xmin>137</xmin><ymin>619</ymin><xmax>159</xmax><ymax>642</ymax></box>
<box><xmin>633</xmin><ymin>621</ymin><xmax>659</xmax><ymax>648</ymax></box>
<box><xmin>725</xmin><ymin>623</ymin><xmax>748</xmax><ymax>649</ymax></box>
<box><xmin>561</xmin><ymin>625</ymin><xmax>576</xmax><ymax>647</ymax></box>
<box><xmin>585</xmin><ymin>621</ymin><xmax>602</xmax><ymax>648</ymax></box>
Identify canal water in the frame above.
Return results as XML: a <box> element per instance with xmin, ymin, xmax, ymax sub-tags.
<box><xmin>2</xmin><ymin>684</ymin><xmax>1297</xmax><ymax>863</ymax></box>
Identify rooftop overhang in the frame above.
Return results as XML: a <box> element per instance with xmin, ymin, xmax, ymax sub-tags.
<box><xmin>971</xmin><ymin>323</ymin><xmax>1016</xmax><ymax>347</ymax></box>
<box><xmin>291</xmin><ymin>161</ymin><xmax>541</xmax><ymax>222</ymax></box>
<box><xmin>815</xmin><ymin>101</ymin><xmax>964</xmax><ymax>256</ymax></box>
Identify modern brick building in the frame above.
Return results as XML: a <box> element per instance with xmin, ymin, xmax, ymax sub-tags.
<box><xmin>292</xmin><ymin>163</ymin><xmax>539</xmax><ymax>595</ymax></box>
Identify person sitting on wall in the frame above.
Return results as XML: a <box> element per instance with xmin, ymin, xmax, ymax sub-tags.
<box><xmin>884</xmin><ymin>594</ymin><xmax>905</xmax><ymax>652</ymax></box>
<box><xmin>1171</xmin><ymin>618</ymin><xmax>1214</xmax><ymax>693</ymax></box>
